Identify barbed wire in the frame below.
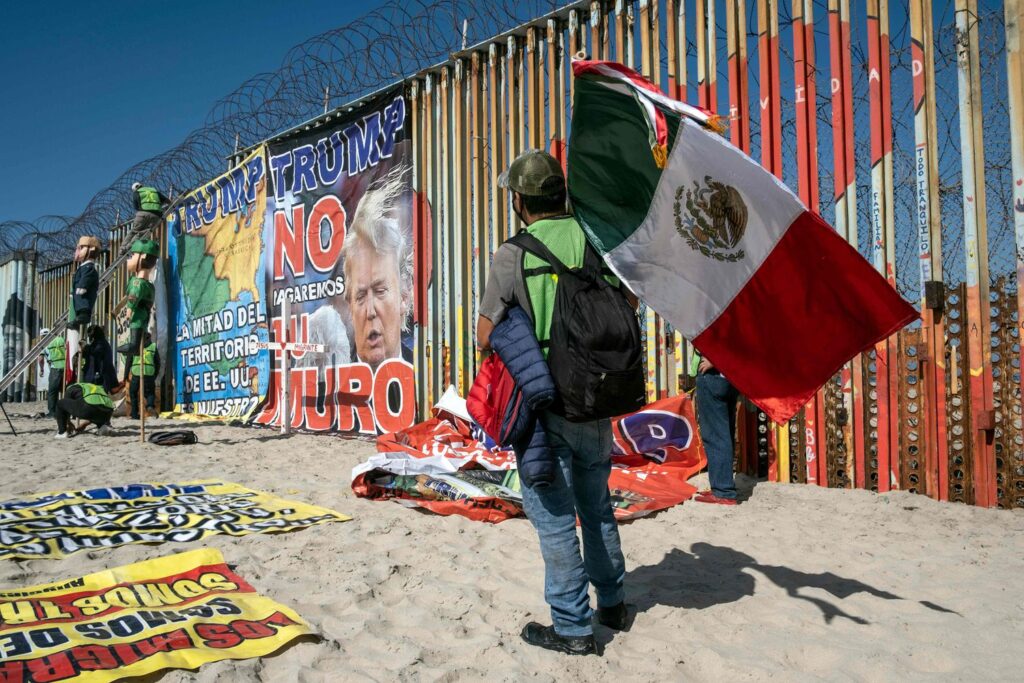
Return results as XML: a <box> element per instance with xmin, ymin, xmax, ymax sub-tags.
<box><xmin>1</xmin><ymin>0</ymin><xmax>1015</xmax><ymax>295</ymax></box>
<box><xmin>821</xmin><ymin>4</ymin><xmax>1007</xmax><ymax>298</ymax></box>
<box><xmin>757</xmin><ymin>3</ymin><xmax>1011</xmax><ymax>299</ymax></box>
<box><xmin>0</xmin><ymin>0</ymin><xmax>563</xmax><ymax>268</ymax></box>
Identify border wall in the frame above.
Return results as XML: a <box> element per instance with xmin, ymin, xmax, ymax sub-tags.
<box><xmin>16</xmin><ymin>0</ymin><xmax>1024</xmax><ymax>509</ymax></box>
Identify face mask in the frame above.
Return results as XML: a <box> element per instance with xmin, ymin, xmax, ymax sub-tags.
<box><xmin>512</xmin><ymin>194</ymin><xmax>528</xmax><ymax>226</ymax></box>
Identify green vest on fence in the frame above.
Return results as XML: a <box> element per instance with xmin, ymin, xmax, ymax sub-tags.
<box><xmin>521</xmin><ymin>216</ymin><xmax>618</xmax><ymax>359</ymax></box>
<box><xmin>133</xmin><ymin>343</ymin><xmax>157</xmax><ymax>376</ymax></box>
<box><xmin>47</xmin><ymin>336</ymin><xmax>66</xmax><ymax>370</ymax></box>
<box><xmin>138</xmin><ymin>186</ymin><xmax>162</xmax><ymax>213</ymax></box>
<box><xmin>78</xmin><ymin>383</ymin><xmax>113</xmax><ymax>410</ymax></box>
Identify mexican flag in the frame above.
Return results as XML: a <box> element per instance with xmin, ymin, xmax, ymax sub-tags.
<box><xmin>568</xmin><ymin>60</ymin><xmax>917</xmax><ymax>423</ymax></box>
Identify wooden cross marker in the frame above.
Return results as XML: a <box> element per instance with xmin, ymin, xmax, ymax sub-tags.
<box><xmin>256</xmin><ymin>299</ymin><xmax>324</xmax><ymax>435</ymax></box>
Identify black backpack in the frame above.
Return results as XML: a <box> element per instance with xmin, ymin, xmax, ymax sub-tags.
<box><xmin>148</xmin><ymin>430</ymin><xmax>199</xmax><ymax>446</ymax></box>
<box><xmin>510</xmin><ymin>232</ymin><xmax>646</xmax><ymax>421</ymax></box>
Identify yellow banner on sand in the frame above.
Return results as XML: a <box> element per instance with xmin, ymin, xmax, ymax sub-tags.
<box><xmin>0</xmin><ymin>548</ymin><xmax>311</xmax><ymax>682</ymax></box>
<box><xmin>0</xmin><ymin>481</ymin><xmax>350</xmax><ymax>560</ymax></box>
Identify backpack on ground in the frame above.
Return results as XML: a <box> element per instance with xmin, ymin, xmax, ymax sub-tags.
<box><xmin>509</xmin><ymin>232</ymin><xmax>646</xmax><ymax>421</ymax></box>
<box><xmin>148</xmin><ymin>430</ymin><xmax>198</xmax><ymax>446</ymax></box>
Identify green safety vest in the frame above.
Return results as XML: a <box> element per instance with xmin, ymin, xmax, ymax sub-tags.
<box><xmin>521</xmin><ymin>216</ymin><xmax>618</xmax><ymax>358</ymax></box>
<box><xmin>78</xmin><ymin>383</ymin><xmax>113</xmax><ymax>410</ymax></box>
<box><xmin>133</xmin><ymin>343</ymin><xmax>157</xmax><ymax>376</ymax></box>
<box><xmin>47</xmin><ymin>336</ymin><xmax>66</xmax><ymax>370</ymax></box>
<box><xmin>138</xmin><ymin>186</ymin><xmax>162</xmax><ymax>213</ymax></box>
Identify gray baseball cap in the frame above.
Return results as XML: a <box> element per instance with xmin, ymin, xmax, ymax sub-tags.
<box><xmin>498</xmin><ymin>149</ymin><xmax>565</xmax><ymax>196</ymax></box>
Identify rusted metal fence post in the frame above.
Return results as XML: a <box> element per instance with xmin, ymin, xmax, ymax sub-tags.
<box><xmin>909</xmin><ymin>0</ymin><xmax>948</xmax><ymax>500</ymax></box>
<box><xmin>955</xmin><ymin>0</ymin><xmax>996</xmax><ymax>507</ymax></box>
<box><xmin>867</xmin><ymin>0</ymin><xmax>899</xmax><ymax>492</ymax></box>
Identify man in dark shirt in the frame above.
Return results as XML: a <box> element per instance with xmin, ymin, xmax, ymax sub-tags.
<box><xmin>82</xmin><ymin>325</ymin><xmax>119</xmax><ymax>392</ymax></box>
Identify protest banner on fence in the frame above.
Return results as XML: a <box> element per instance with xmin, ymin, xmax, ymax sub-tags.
<box><xmin>254</xmin><ymin>86</ymin><xmax>416</xmax><ymax>435</ymax></box>
<box><xmin>354</xmin><ymin>394</ymin><xmax>707</xmax><ymax>522</ymax></box>
<box><xmin>0</xmin><ymin>482</ymin><xmax>349</xmax><ymax>560</ymax></box>
<box><xmin>0</xmin><ymin>548</ymin><xmax>311</xmax><ymax>682</ymax></box>
<box><xmin>166</xmin><ymin>146</ymin><xmax>270</xmax><ymax>420</ymax></box>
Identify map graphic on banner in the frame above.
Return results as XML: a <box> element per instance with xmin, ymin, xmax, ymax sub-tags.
<box><xmin>354</xmin><ymin>394</ymin><xmax>707</xmax><ymax>523</ymax></box>
<box><xmin>166</xmin><ymin>146</ymin><xmax>270</xmax><ymax>419</ymax></box>
<box><xmin>255</xmin><ymin>86</ymin><xmax>416</xmax><ymax>434</ymax></box>
<box><xmin>0</xmin><ymin>482</ymin><xmax>350</xmax><ymax>560</ymax></box>
<box><xmin>0</xmin><ymin>548</ymin><xmax>311</xmax><ymax>682</ymax></box>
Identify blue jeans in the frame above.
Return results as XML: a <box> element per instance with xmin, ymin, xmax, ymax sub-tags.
<box><xmin>520</xmin><ymin>411</ymin><xmax>626</xmax><ymax>637</ymax></box>
<box><xmin>695</xmin><ymin>373</ymin><xmax>740</xmax><ymax>499</ymax></box>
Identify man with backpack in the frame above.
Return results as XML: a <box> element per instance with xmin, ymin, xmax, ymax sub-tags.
<box><xmin>476</xmin><ymin>149</ymin><xmax>645</xmax><ymax>656</ymax></box>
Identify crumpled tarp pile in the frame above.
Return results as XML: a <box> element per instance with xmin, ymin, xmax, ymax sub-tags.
<box><xmin>352</xmin><ymin>393</ymin><xmax>707</xmax><ymax>523</ymax></box>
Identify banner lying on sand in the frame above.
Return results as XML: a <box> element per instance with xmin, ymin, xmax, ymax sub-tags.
<box><xmin>0</xmin><ymin>548</ymin><xmax>311</xmax><ymax>682</ymax></box>
<box><xmin>0</xmin><ymin>482</ymin><xmax>349</xmax><ymax>560</ymax></box>
<box><xmin>353</xmin><ymin>394</ymin><xmax>707</xmax><ymax>523</ymax></box>
<box><xmin>166</xmin><ymin>145</ymin><xmax>271</xmax><ymax>420</ymax></box>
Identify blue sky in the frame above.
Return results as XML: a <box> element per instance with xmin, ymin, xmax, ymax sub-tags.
<box><xmin>0</xmin><ymin>1</ymin><xmax>374</xmax><ymax>222</ymax></box>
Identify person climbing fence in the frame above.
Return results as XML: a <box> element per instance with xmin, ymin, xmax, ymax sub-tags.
<box><xmin>130</xmin><ymin>183</ymin><xmax>169</xmax><ymax>238</ymax></box>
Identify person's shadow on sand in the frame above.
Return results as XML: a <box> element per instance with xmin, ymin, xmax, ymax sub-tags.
<box><xmin>624</xmin><ymin>542</ymin><xmax>958</xmax><ymax>626</ymax></box>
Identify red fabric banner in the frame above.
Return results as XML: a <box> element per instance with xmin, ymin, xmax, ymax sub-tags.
<box><xmin>353</xmin><ymin>394</ymin><xmax>707</xmax><ymax>523</ymax></box>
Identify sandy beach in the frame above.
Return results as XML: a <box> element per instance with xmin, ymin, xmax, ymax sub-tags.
<box><xmin>1</xmin><ymin>403</ymin><xmax>1022</xmax><ymax>682</ymax></box>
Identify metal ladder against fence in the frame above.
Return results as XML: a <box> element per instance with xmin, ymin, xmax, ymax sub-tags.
<box><xmin>0</xmin><ymin>232</ymin><xmax>147</xmax><ymax>399</ymax></box>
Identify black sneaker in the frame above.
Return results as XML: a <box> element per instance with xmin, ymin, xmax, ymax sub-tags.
<box><xmin>520</xmin><ymin>622</ymin><xmax>597</xmax><ymax>656</ymax></box>
<box><xmin>597</xmin><ymin>602</ymin><xmax>628</xmax><ymax>630</ymax></box>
